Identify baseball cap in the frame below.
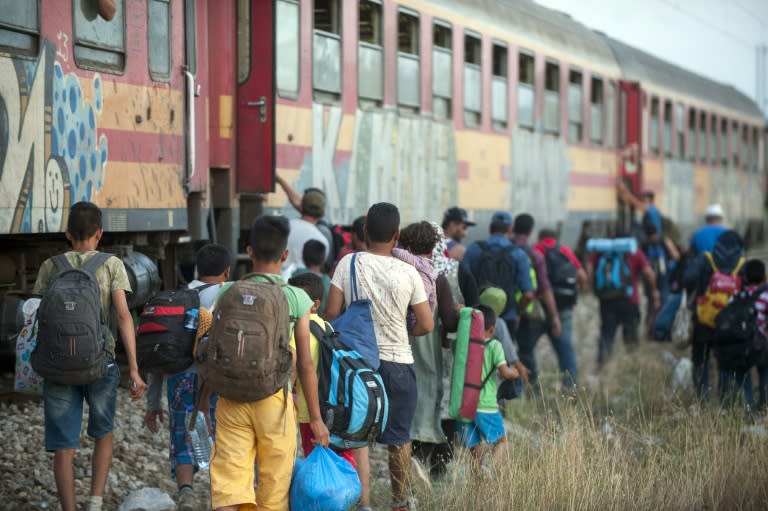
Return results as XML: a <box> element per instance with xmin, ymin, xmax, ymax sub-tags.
<box><xmin>479</xmin><ymin>287</ymin><xmax>508</xmax><ymax>318</ymax></box>
<box><xmin>301</xmin><ymin>189</ymin><xmax>326</xmax><ymax>218</ymax></box>
<box><xmin>490</xmin><ymin>211</ymin><xmax>513</xmax><ymax>229</ymax></box>
<box><xmin>705</xmin><ymin>203</ymin><xmax>724</xmax><ymax>218</ymax></box>
<box><xmin>443</xmin><ymin>207</ymin><xmax>476</xmax><ymax>227</ymax></box>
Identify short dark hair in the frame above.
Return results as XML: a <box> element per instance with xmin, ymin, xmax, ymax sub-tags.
<box><xmin>352</xmin><ymin>216</ymin><xmax>366</xmax><ymax>241</ymax></box>
<box><xmin>745</xmin><ymin>259</ymin><xmax>766</xmax><ymax>285</ymax></box>
<box><xmin>538</xmin><ymin>228</ymin><xmax>558</xmax><ymax>241</ymax></box>
<box><xmin>366</xmin><ymin>203</ymin><xmax>400</xmax><ymax>243</ymax></box>
<box><xmin>475</xmin><ymin>304</ymin><xmax>497</xmax><ymax>331</ymax></box>
<box><xmin>513</xmin><ymin>213</ymin><xmax>534</xmax><ymax>236</ymax></box>
<box><xmin>249</xmin><ymin>215</ymin><xmax>289</xmax><ymax>262</ymax></box>
<box><xmin>399</xmin><ymin>221</ymin><xmax>440</xmax><ymax>255</ymax></box>
<box><xmin>288</xmin><ymin>272</ymin><xmax>324</xmax><ymax>302</ymax></box>
<box><xmin>67</xmin><ymin>201</ymin><xmax>102</xmax><ymax>241</ymax></box>
<box><xmin>302</xmin><ymin>239</ymin><xmax>327</xmax><ymax>267</ymax></box>
<box><xmin>642</xmin><ymin>190</ymin><xmax>655</xmax><ymax>202</ymax></box>
<box><xmin>196</xmin><ymin>243</ymin><xmax>231</xmax><ymax>277</ymax></box>
<box><xmin>643</xmin><ymin>223</ymin><xmax>658</xmax><ymax>237</ymax></box>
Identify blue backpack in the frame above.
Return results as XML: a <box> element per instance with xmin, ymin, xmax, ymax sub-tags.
<box><xmin>594</xmin><ymin>252</ymin><xmax>633</xmax><ymax>300</ymax></box>
<box><xmin>311</xmin><ymin>320</ymin><xmax>388</xmax><ymax>450</ymax></box>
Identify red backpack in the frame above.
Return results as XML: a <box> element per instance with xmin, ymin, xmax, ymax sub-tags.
<box><xmin>695</xmin><ymin>253</ymin><xmax>744</xmax><ymax>328</ymax></box>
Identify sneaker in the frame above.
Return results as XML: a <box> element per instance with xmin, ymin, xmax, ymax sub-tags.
<box><xmin>178</xmin><ymin>489</ymin><xmax>198</xmax><ymax>511</ymax></box>
<box><xmin>410</xmin><ymin>457</ymin><xmax>431</xmax><ymax>490</ymax></box>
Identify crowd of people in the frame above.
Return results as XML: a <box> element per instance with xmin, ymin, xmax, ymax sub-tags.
<box><xmin>30</xmin><ymin>177</ymin><xmax>768</xmax><ymax>511</ymax></box>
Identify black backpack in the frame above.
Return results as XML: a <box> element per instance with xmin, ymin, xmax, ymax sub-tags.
<box><xmin>473</xmin><ymin>241</ymin><xmax>520</xmax><ymax>314</ymax></box>
<box><xmin>714</xmin><ymin>287</ymin><xmax>768</xmax><ymax>369</ymax></box>
<box><xmin>544</xmin><ymin>245</ymin><xmax>578</xmax><ymax>309</ymax></box>
<box><xmin>136</xmin><ymin>283</ymin><xmax>216</xmax><ymax>374</ymax></box>
<box><xmin>32</xmin><ymin>252</ymin><xmax>112</xmax><ymax>385</ymax></box>
<box><xmin>311</xmin><ymin>320</ymin><xmax>388</xmax><ymax>449</ymax></box>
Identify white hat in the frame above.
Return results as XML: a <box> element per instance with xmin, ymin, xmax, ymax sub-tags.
<box><xmin>705</xmin><ymin>203</ymin><xmax>724</xmax><ymax>218</ymax></box>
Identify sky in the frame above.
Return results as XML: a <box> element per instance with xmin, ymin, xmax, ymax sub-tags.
<box><xmin>535</xmin><ymin>0</ymin><xmax>768</xmax><ymax>116</ymax></box>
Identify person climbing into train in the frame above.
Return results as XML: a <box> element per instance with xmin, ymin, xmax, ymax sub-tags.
<box><xmin>325</xmin><ymin>202</ymin><xmax>434</xmax><ymax>511</ymax></box>
<box><xmin>689</xmin><ymin>203</ymin><xmax>727</xmax><ymax>256</ymax></box>
<box><xmin>617</xmin><ymin>181</ymin><xmax>664</xmax><ymax>236</ymax></box>
<box><xmin>441</xmin><ymin>207</ymin><xmax>476</xmax><ymax>261</ymax></box>
<box><xmin>142</xmin><ymin>243</ymin><xmax>230</xmax><ymax>511</ymax></box>
<box><xmin>32</xmin><ymin>201</ymin><xmax>147</xmax><ymax>511</ymax></box>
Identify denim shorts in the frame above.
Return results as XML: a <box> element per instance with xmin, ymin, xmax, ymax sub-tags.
<box><xmin>376</xmin><ymin>361</ymin><xmax>417</xmax><ymax>446</ymax></box>
<box><xmin>457</xmin><ymin>411</ymin><xmax>506</xmax><ymax>449</ymax></box>
<box><xmin>43</xmin><ymin>363</ymin><xmax>120</xmax><ymax>451</ymax></box>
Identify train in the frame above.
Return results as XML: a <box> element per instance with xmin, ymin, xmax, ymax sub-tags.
<box><xmin>0</xmin><ymin>0</ymin><xmax>766</xmax><ymax>350</ymax></box>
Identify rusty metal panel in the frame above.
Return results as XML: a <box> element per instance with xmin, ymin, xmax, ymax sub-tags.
<box><xmin>359</xmin><ymin>43</ymin><xmax>383</xmax><ymax>101</ymax></box>
<box><xmin>543</xmin><ymin>90</ymin><xmax>559</xmax><ymax>132</ymax></box>
<box><xmin>432</xmin><ymin>47</ymin><xmax>452</xmax><ymax>99</ymax></box>
<box><xmin>492</xmin><ymin>77</ymin><xmax>507</xmax><ymax>122</ymax></box>
<box><xmin>398</xmin><ymin>53</ymin><xmax>419</xmax><ymax>107</ymax></box>
<box><xmin>313</xmin><ymin>31</ymin><xmax>341</xmax><ymax>94</ymax></box>
<box><xmin>463</xmin><ymin>63</ymin><xmax>481</xmax><ymax>113</ymax></box>
<box><xmin>518</xmin><ymin>83</ymin><xmax>534</xmax><ymax>127</ymax></box>
<box><xmin>276</xmin><ymin>0</ymin><xmax>300</xmax><ymax>97</ymax></box>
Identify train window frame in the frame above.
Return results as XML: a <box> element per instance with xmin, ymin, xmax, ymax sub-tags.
<box><xmin>463</xmin><ymin>30</ymin><xmax>482</xmax><ymax>129</ymax></box>
<box><xmin>396</xmin><ymin>8</ymin><xmax>420</xmax><ymax>112</ymax></box>
<box><xmin>662</xmin><ymin>100</ymin><xmax>672</xmax><ymax>157</ymax></box>
<box><xmin>313</xmin><ymin>0</ymin><xmax>343</xmax><ymax>102</ymax></box>
<box><xmin>675</xmin><ymin>102</ymin><xmax>685</xmax><ymax>160</ymax></box>
<box><xmin>742</xmin><ymin>125</ymin><xmax>750</xmax><ymax>171</ymax></box>
<box><xmin>491</xmin><ymin>40</ymin><xmax>508</xmax><ymax>132</ymax></box>
<box><xmin>566</xmin><ymin>68</ymin><xmax>582</xmax><ymax>142</ymax></box>
<box><xmin>543</xmin><ymin>60</ymin><xmax>560</xmax><ymax>135</ymax></box>
<box><xmin>606</xmin><ymin>80</ymin><xmax>617</xmax><ymax>149</ymax></box>
<box><xmin>687</xmin><ymin>108</ymin><xmax>696</xmax><ymax>161</ymax></box>
<box><xmin>589</xmin><ymin>75</ymin><xmax>603</xmax><ymax>146</ymax></box>
<box><xmin>649</xmin><ymin>96</ymin><xmax>659</xmax><ymax>156</ymax></box>
<box><xmin>731</xmin><ymin>120</ymin><xmax>739</xmax><ymax>167</ymax></box>
<box><xmin>148</xmin><ymin>0</ymin><xmax>172</xmax><ymax>82</ymax></box>
<box><xmin>709</xmin><ymin>115</ymin><xmax>717</xmax><ymax>164</ymax></box>
<box><xmin>697</xmin><ymin>111</ymin><xmax>707</xmax><ymax>164</ymax></box>
<box><xmin>0</xmin><ymin>0</ymin><xmax>40</xmax><ymax>57</ymax></box>
<box><xmin>73</xmin><ymin>0</ymin><xmax>127</xmax><ymax>75</ymax></box>
<box><xmin>276</xmin><ymin>0</ymin><xmax>301</xmax><ymax>99</ymax></box>
<box><xmin>358</xmin><ymin>0</ymin><xmax>383</xmax><ymax>107</ymax></box>
<box><xmin>719</xmin><ymin>118</ymin><xmax>728</xmax><ymax>166</ymax></box>
<box><xmin>432</xmin><ymin>19</ymin><xmax>452</xmax><ymax>120</ymax></box>
<box><xmin>752</xmin><ymin>127</ymin><xmax>760</xmax><ymax>173</ymax></box>
<box><xmin>517</xmin><ymin>49</ymin><xmax>535</xmax><ymax>129</ymax></box>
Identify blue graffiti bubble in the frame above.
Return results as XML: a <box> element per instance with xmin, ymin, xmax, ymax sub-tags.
<box><xmin>79</xmin><ymin>122</ymin><xmax>85</xmax><ymax>141</ymax></box>
<box><xmin>69</xmin><ymin>87</ymin><xmax>77</xmax><ymax>114</ymax></box>
<box><xmin>68</xmin><ymin>130</ymin><xmax>77</xmax><ymax>159</ymax></box>
<box><xmin>79</xmin><ymin>155</ymin><xmax>87</xmax><ymax>180</ymax></box>
<box><xmin>86</xmin><ymin>181</ymin><xmax>92</xmax><ymax>199</ymax></box>
<box><xmin>51</xmin><ymin>136</ymin><xmax>58</xmax><ymax>156</ymax></box>
<box><xmin>88</xmin><ymin>108</ymin><xmax>95</xmax><ymax>130</ymax></box>
<box><xmin>90</xmin><ymin>152</ymin><xmax>97</xmax><ymax>173</ymax></box>
<box><xmin>100</xmin><ymin>138</ymin><xmax>108</xmax><ymax>165</ymax></box>
<box><xmin>94</xmin><ymin>76</ymin><xmax>103</xmax><ymax>111</ymax></box>
<box><xmin>74</xmin><ymin>173</ymin><xmax>80</xmax><ymax>189</ymax></box>
<box><xmin>57</xmin><ymin>108</ymin><xmax>65</xmax><ymax>135</ymax></box>
<box><xmin>54</xmin><ymin>64</ymin><xmax>63</xmax><ymax>80</ymax></box>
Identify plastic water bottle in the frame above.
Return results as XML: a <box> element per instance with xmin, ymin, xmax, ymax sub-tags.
<box><xmin>184</xmin><ymin>307</ymin><xmax>199</xmax><ymax>333</ymax></box>
<box><xmin>186</xmin><ymin>405</ymin><xmax>212</xmax><ymax>470</ymax></box>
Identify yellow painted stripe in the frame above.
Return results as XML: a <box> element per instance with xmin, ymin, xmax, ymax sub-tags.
<box><xmin>276</xmin><ymin>104</ymin><xmax>313</xmax><ymax>147</ymax></box>
<box><xmin>219</xmin><ymin>95</ymin><xmax>233</xmax><ymax>139</ymax></box>
<box><xmin>565</xmin><ymin>146</ymin><xmax>616</xmax><ymax>176</ymax></box>
<box><xmin>93</xmin><ymin>161</ymin><xmax>185</xmax><ymax>209</ymax></box>
<box><xmin>79</xmin><ymin>80</ymin><xmax>184</xmax><ymax>135</ymax></box>
<box><xmin>567</xmin><ymin>186</ymin><xmax>616</xmax><ymax>212</ymax></box>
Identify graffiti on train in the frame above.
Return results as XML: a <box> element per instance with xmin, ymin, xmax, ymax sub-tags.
<box><xmin>0</xmin><ymin>41</ymin><xmax>108</xmax><ymax>234</ymax></box>
<box><xmin>286</xmin><ymin>104</ymin><xmax>458</xmax><ymax>224</ymax></box>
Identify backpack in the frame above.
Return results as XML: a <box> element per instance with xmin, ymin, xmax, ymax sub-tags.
<box><xmin>594</xmin><ymin>252</ymin><xmax>633</xmax><ymax>300</ymax></box>
<box><xmin>695</xmin><ymin>253</ymin><xmax>744</xmax><ymax>329</ymax></box>
<box><xmin>713</xmin><ymin>286</ymin><xmax>768</xmax><ymax>369</ymax></box>
<box><xmin>31</xmin><ymin>252</ymin><xmax>112</xmax><ymax>385</ymax></box>
<box><xmin>311</xmin><ymin>320</ymin><xmax>388</xmax><ymax>449</ymax></box>
<box><xmin>473</xmin><ymin>242</ymin><xmax>520</xmax><ymax>315</ymax></box>
<box><xmin>643</xmin><ymin>241</ymin><xmax>668</xmax><ymax>278</ymax></box>
<box><xmin>196</xmin><ymin>274</ymin><xmax>293</xmax><ymax>402</ymax></box>
<box><xmin>544</xmin><ymin>244</ymin><xmax>579</xmax><ymax>309</ymax></box>
<box><xmin>136</xmin><ymin>283</ymin><xmax>216</xmax><ymax>374</ymax></box>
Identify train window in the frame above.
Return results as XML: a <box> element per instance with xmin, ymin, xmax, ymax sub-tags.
<box><xmin>752</xmin><ymin>127</ymin><xmax>760</xmax><ymax>172</ymax></box>
<box><xmin>687</xmin><ymin>109</ymin><xmax>696</xmax><ymax>161</ymax></box>
<box><xmin>709</xmin><ymin>116</ymin><xmax>717</xmax><ymax>164</ymax></box>
<box><xmin>676</xmin><ymin>103</ymin><xmax>685</xmax><ymax>159</ymax></box>
<box><xmin>184</xmin><ymin>0</ymin><xmax>196</xmax><ymax>74</ymax></box>
<box><xmin>731</xmin><ymin>121</ymin><xmax>739</xmax><ymax>167</ymax></box>
<box><xmin>463</xmin><ymin>32</ymin><xmax>482</xmax><ymax>128</ymax></box>
<box><xmin>518</xmin><ymin>51</ymin><xmax>534</xmax><ymax>128</ymax></box>
<box><xmin>590</xmin><ymin>76</ymin><xmax>603</xmax><ymax>145</ymax></box>
<box><xmin>543</xmin><ymin>61</ymin><xmax>560</xmax><ymax>134</ymax></box>
<box><xmin>397</xmin><ymin>10</ymin><xmax>419</xmax><ymax>111</ymax></box>
<box><xmin>663</xmin><ymin>100</ymin><xmax>672</xmax><ymax>156</ymax></box>
<box><xmin>606</xmin><ymin>81</ymin><xmax>616</xmax><ymax>149</ymax></box>
<box><xmin>314</xmin><ymin>0</ymin><xmax>342</xmax><ymax>101</ymax></box>
<box><xmin>73</xmin><ymin>0</ymin><xmax>126</xmax><ymax>73</ymax></box>
<box><xmin>358</xmin><ymin>1</ymin><xmax>382</xmax><ymax>106</ymax></box>
<box><xmin>698</xmin><ymin>112</ymin><xmax>706</xmax><ymax>163</ymax></box>
<box><xmin>742</xmin><ymin>126</ymin><xmax>750</xmax><ymax>170</ymax></box>
<box><xmin>148</xmin><ymin>0</ymin><xmax>171</xmax><ymax>81</ymax></box>
<box><xmin>277</xmin><ymin>0</ymin><xmax>300</xmax><ymax>98</ymax></box>
<box><xmin>567</xmin><ymin>70</ymin><xmax>582</xmax><ymax>141</ymax></box>
<box><xmin>649</xmin><ymin>97</ymin><xmax>659</xmax><ymax>155</ymax></box>
<box><xmin>0</xmin><ymin>0</ymin><xmax>39</xmax><ymax>55</ymax></box>
<box><xmin>432</xmin><ymin>20</ymin><xmax>452</xmax><ymax>119</ymax></box>
<box><xmin>237</xmin><ymin>0</ymin><xmax>250</xmax><ymax>84</ymax></box>
<box><xmin>491</xmin><ymin>42</ymin><xmax>508</xmax><ymax>131</ymax></box>
<box><xmin>719</xmin><ymin>118</ymin><xmax>728</xmax><ymax>166</ymax></box>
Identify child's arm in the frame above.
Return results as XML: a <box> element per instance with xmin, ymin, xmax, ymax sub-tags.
<box><xmin>498</xmin><ymin>362</ymin><xmax>520</xmax><ymax>380</ymax></box>
<box><xmin>294</xmin><ymin>311</ymin><xmax>330</xmax><ymax>447</ymax></box>
<box><xmin>142</xmin><ymin>373</ymin><xmax>164</xmax><ymax>433</ymax></box>
<box><xmin>112</xmin><ymin>289</ymin><xmax>146</xmax><ymax>399</ymax></box>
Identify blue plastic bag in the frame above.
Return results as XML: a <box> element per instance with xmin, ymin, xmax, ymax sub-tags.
<box><xmin>290</xmin><ymin>447</ymin><xmax>361</xmax><ymax>511</ymax></box>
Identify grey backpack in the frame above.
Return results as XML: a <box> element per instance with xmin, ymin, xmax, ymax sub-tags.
<box><xmin>196</xmin><ymin>273</ymin><xmax>293</xmax><ymax>402</ymax></box>
<box><xmin>32</xmin><ymin>252</ymin><xmax>112</xmax><ymax>385</ymax></box>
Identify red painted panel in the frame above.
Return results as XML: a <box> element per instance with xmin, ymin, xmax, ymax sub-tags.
<box><xmin>342</xmin><ymin>0</ymin><xmax>357</xmax><ymax>115</ymax></box>
<box><xmin>236</xmin><ymin>0</ymin><xmax>275</xmax><ymax>193</ymax></box>
<box><xmin>420</xmin><ymin>12</ymin><xmax>433</xmax><ymax>114</ymax></box>
<box><xmin>382</xmin><ymin>1</ymin><xmax>397</xmax><ymax>107</ymax></box>
<box><xmin>507</xmin><ymin>44</ymin><xmax>518</xmax><ymax>130</ymax></box>
<box><xmin>100</xmin><ymin>129</ymin><xmax>184</xmax><ymax>163</ymax></box>
<box><xmin>619</xmin><ymin>81</ymin><xmax>643</xmax><ymax>193</ymax></box>
<box><xmin>481</xmin><ymin>35</ymin><xmax>491</xmax><ymax>133</ymax></box>
<box><xmin>452</xmin><ymin>23</ymin><xmax>464</xmax><ymax>130</ymax></box>
<box><xmin>208</xmin><ymin>0</ymin><xmax>235</xmax><ymax>168</ymax></box>
<box><xmin>187</xmin><ymin>0</ymin><xmax>210</xmax><ymax>192</ymax></box>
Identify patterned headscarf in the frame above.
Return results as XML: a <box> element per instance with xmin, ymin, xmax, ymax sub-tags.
<box><xmin>430</xmin><ymin>222</ymin><xmax>459</xmax><ymax>277</ymax></box>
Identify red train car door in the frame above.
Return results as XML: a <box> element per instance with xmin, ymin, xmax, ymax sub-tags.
<box><xmin>617</xmin><ymin>81</ymin><xmax>643</xmax><ymax>230</ymax></box>
<box><xmin>236</xmin><ymin>0</ymin><xmax>275</xmax><ymax>193</ymax></box>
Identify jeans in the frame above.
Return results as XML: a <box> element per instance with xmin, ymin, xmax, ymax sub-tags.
<box><xmin>757</xmin><ymin>365</ymin><xmax>768</xmax><ymax>412</ymax></box>
<box><xmin>718</xmin><ymin>368</ymin><xmax>754</xmax><ymax>410</ymax></box>
<box><xmin>517</xmin><ymin>309</ymin><xmax>578</xmax><ymax>388</ymax></box>
<box><xmin>598</xmin><ymin>299</ymin><xmax>640</xmax><ymax>368</ymax></box>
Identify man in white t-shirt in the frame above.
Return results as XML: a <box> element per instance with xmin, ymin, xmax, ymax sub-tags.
<box><xmin>281</xmin><ymin>189</ymin><xmax>330</xmax><ymax>279</ymax></box>
<box><xmin>326</xmin><ymin>202</ymin><xmax>433</xmax><ymax>511</ymax></box>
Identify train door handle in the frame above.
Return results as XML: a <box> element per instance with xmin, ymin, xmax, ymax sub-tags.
<box><xmin>247</xmin><ymin>96</ymin><xmax>267</xmax><ymax>123</ymax></box>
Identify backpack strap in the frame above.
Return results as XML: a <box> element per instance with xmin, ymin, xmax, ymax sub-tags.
<box><xmin>479</xmin><ymin>340</ymin><xmax>498</xmax><ymax>390</ymax></box>
<box><xmin>350</xmin><ymin>253</ymin><xmax>360</xmax><ymax>302</ymax></box>
<box><xmin>703</xmin><ymin>252</ymin><xmax>718</xmax><ymax>273</ymax></box>
<box><xmin>80</xmin><ymin>252</ymin><xmax>112</xmax><ymax>275</ymax></box>
<box><xmin>192</xmin><ymin>282</ymin><xmax>219</xmax><ymax>292</ymax></box>
<box><xmin>52</xmin><ymin>254</ymin><xmax>73</xmax><ymax>272</ymax></box>
<box><xmin>731</xmin><ymin>256</ymin><xmax>745</xmax><ymax>277</ymax></box>
<box><xmin>309</xmin><ymin>319</ymin><xmax>333</xmax><ymax>343</ymax></box>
